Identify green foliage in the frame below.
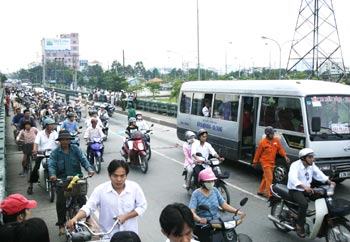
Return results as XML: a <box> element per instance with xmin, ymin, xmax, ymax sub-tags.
<box><xmin>145</xmin><ymin>82</ymin><xmax>161</xmax><ymax>99</ymax></box>
<box><xmin>103</xmin><ymin>70</ymin><xmax>128</xmax><ymax>91</ymax></box>
<box><xmin>170</xmin><ymin>79</ymin><xmax>183</xmax><ymax>101</ymax></box>
<box><xmin>0</xmin><ymin>72</ymin><xmax>7</xmax><ymax>83</ymax></box>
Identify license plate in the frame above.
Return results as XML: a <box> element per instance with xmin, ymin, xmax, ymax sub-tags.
<box><xmin>339</xmin><ymin>172</ymin><xmax>350</xmax><ymax>178</ymax></box>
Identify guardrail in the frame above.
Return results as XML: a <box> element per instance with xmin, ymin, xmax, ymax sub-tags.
<box><xmin>135</xmin><ymin>99</ymin><xmax>178</xmax><ymax>117</ymax></box>
<box><xmin>0</xmin><ymin>88</ymin><xmax>6</xmax><ymax>200</ymax></box>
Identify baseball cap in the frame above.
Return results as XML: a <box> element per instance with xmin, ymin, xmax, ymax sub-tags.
<box><xmin>0</xmin><ymin>194</ymin><xmax>37</xmax><ymax>215</ymax></box>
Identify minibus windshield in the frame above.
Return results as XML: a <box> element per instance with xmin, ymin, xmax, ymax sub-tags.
<box><xmin>306</xmin><ymin>95</ymin><xmax>350</xmax><ymax>139</ymax></box>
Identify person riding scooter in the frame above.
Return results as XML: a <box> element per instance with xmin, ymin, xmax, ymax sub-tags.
<box><xmin>189</xmin><ymin>168</ymin><xmax>245</xmax><ymax>242</ymax></box>
<box><xmin>191</xmin><ymin>129</ymin><xmax>224</xmax><ymax>186</ymax></box>
<box><xmin>61</xmin><ymin>112</ymin><xmax>79</xmax><ymax>134</ymax></box>
<box><xmin>183</xmin><ymin>131</ymin><xmax>197</xmax><ymax>189</ymax></box>
<box><xmin>135</xmin><ymin>112</ymin><xmax>149</xmax><ymax>132</ymax></box>
<box><xmin>84</xmin><ymin>118</ymin><xmax>105</xmax><ymax>162</ymax></box>
<box><xmin>287</xmin><ymin>148</ymin><xmax>335</xmax><ymax>238</ymax></box>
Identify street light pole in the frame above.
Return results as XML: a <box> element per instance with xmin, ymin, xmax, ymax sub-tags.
<box><xmin>196</xmin><ymin>0</ymin><xmax>200</xmax><ymax>80</ymax></box>
<box><xmin>225</xmin><ymin>41</ymin><xmax>232</xmax><ymax>75</ymax></box>
<box><xmin>261</xmin><ymin>36</ymin><xmax>281</xmax><ymax>79</ymax></box>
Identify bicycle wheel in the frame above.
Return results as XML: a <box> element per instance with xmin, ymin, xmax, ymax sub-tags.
<box><xmin>49</xmin><ymin>182</ymin><xmax>55</xmax><ymax>203</ymax></box>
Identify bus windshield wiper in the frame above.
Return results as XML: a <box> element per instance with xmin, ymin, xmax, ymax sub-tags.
<box><xmin>320</xmin><ymin>126</ymin><xmax>343</xmax><ymax>138</ymax></box>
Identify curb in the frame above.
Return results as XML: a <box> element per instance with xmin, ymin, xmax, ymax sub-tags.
<box><xmin>114</xmin><ymin>110</ymin><xmax>177</xmax><ymax>129</ymax></box>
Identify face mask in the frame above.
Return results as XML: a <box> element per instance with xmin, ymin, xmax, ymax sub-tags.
<box><xmin>187</xmin><ymin>138</ymin><xmax>194</xmax><ymax>144</ymax></box>
<box><xmin>204</xmin><ymin>182</ymin><xmax>215</xmax><ymax>191</ymax></box>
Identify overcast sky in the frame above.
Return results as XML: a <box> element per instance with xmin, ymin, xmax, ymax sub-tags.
<box><xmin>0</xmin><ymin>0</ymin><xmax>349</xmax><ymax>73</ymax></box>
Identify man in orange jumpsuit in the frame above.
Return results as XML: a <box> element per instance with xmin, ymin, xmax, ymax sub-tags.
<box><xmin>253</xmin><ymin>126</ymin><xmax>290</xmax><ymax>198</ymax></box>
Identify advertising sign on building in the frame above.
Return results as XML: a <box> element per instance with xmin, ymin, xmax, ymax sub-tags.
<box><xmin>44</xmin><ymin>38</ymin><xmax>71</xmax><ymax>51</ymax></box>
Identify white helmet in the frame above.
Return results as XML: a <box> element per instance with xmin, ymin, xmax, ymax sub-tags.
<box><xmin>185</xmin><ymin>131</ymin><xmax>196</xmax><ymax>140</ymax></box>
<box><xmin>299</xmin><ymin>148</ymin><xmax>314</xmax><ymax>159</ymax></box>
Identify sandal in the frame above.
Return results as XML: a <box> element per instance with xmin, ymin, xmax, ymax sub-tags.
<box><xmin>296</xmin><ymin>224</ymin><xmax>306</xmax><ymax>238</ymax></box>
<box><xmin>27</xmin><ymin>186</ymin><xmax>33</xmax><ymax>195</ymax></box>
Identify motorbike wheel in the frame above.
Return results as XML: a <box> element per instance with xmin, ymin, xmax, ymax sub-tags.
<box><xmin>94</xmin><ymin>156</ymin><xmax>102</xmax><ymax>174</ymax></box>
<box><xmin>139</xmin><ymin>155</ymin><xmax>148</xmax><ymax>174</ymax></box>
<box><xmin>48</xmin><ymin>181</ymin><xmax>55</xmax><ymax>203</ymax></box>
<box><xmin>270</xmin><ymin>201</ymin><xmax>291</xmax><ymax>232</ymax></box>
<box><xmin>146</xmin><ymin>146</ymin><xmax>151</xmax><ymax>161</ymax></box>
<box><xmin>216</xmin><ymin>183</ymin><xmax>230</xmax><ymax>204</ymax></box>
<box><xmin>326</xmin><ymin>222</ymin><xmax>350</xmax><ymax>242</ymax></box>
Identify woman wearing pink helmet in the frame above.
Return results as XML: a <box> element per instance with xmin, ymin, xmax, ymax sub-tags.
<box><xmin>189</xmin><ymin>168</ymin><xmax>246</xmax><ymax>242</ymax></box>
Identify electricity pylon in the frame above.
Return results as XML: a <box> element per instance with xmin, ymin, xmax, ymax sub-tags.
<box><xmin>286</xmin><ymin>0</ymin><xmax>346</xmax><ymax>81</ymax></box>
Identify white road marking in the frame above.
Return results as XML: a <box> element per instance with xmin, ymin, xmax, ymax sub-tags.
<box><xmin>152</xmin><ymin>150</ymin><xmax>266</xmax><ymax>201</ymax></box>
<box><xmin>115</xmin><ymin>126</ymin><xmax>266</xmax><ymax>201</ymax></box>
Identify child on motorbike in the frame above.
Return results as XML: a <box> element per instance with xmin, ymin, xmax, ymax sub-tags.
<box><xmin>189</xmin><ymin>168</ymin><xmax>246</xmax><ymax>242</ymax></box>
<box><xmin>183</xmin><ymin>131</ymin><xmax>197</xmax><ymax>190</ymax></box>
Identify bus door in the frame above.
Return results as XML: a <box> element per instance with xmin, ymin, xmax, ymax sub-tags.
<box><xmin>239</xmin><ymin>96</ymin><xmax>259</xmax><ymax>162</ymax></box>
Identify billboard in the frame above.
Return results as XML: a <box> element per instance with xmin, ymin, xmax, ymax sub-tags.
<box><xmin>44</xmin><ymin>38</ymin><xmax>71</xmax><ymax>51</ymax></box>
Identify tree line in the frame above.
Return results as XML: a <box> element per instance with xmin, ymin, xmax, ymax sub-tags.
<box><xmin>9</xmin><ymin>59</ymin><xmax>349</xmax><ymax>101</ymax></box>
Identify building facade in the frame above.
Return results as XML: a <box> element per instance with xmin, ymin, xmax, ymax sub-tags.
<box><xmin>42</xmin><ymin>33</ymin><xmax>79</xmax><ymax>70</ymax></box>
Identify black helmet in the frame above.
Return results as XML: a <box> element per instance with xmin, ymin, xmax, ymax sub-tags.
<box><xmin>265</xmin><ymin>126</ymin><xmax>275</xmax><ymax>135</ymax></box>
<box><xmin>67</xmin><ymin>112</ymin><xmax>75</xmax><ymax>117</ymax></box>
<box><xmin>197</xmin><ymin>129</ymin><xmax>208</xmax><ymax>138</ymax></box>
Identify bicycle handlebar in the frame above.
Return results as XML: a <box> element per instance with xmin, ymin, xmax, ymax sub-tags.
<box><xmin>74</xmin><ymin>218</ymin><xmax>120</xmax><ymax>237</ymax></box>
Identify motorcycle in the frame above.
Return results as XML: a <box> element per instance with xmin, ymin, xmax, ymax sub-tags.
<box><xmin>87</xmin><ymin>137</ymin><xmax>104</xmax><ymax>174</ymax></box>
<box><xmin>140</xmin><ymin>124</ymin><xmax>154</xmax><ymax>161</ymax></box>
<box><xmin>268</xmin><ymin>183</ymin><xmax>350</xmax><ymax>241</ymax></box>
<box><xmin>183</xmin><ymin>154</ymin><xmax>231</xmax><ymax>204</ymax></box>
<box><xmin>37</xmin><ymin>149</ymin><xmax>55</xmax><ymax>202</ymax></box>
<box><xmin>120</xmin><ymin>131</ymin><xmax>149</xmax><ymax>173</ymax></box>
<box><xmin>194</xmin><ymin>197</ymin><xmax>252</xmax><ymax>242</ymax></box>
<box><xmin>105</xmin><ymin>103</ymin><xmax>115</xmax><ymax>117</ymax></box>
<box><xmin>74</xmin><ymin>105</ymin><xmax>82</xmax><ymax>122</ymax></box>
<box><xmin>70</xmin><ymin>131</ymin><xmax>80</xmax><ymax>146</ymax></box>
<box><xmin>100</xmin><ymin>117</ymin><xmax>109</xmax><ymax>140</ymax></box>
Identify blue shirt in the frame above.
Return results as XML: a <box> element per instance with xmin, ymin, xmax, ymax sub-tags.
<box><xmin>189</xmin><ymin>187</ymin><xmax>225</xmax><ymax>220</ymax></box>
<box><xmin>48</xmin><ymin>145</ymin><xmax>93</xmax><ymax>179</ymax></box>
<box><xmin>61</xmin><ymin>120</ymin><xmax>79</xmax><ymax>133</ymax></box>
<box><xmin>12</xmin><ymin>113</ymin><xmax>24</xmax><ymax>125</ymax></box>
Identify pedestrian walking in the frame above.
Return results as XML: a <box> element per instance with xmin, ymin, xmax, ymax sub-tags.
<box><xmin>253</xmin><ymin>126</ymin><xmax>290</xmax><ymax>198</ymax></box>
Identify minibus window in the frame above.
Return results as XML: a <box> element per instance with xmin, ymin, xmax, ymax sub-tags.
<box><xmin>306</xmin><ymin>95</ymin><xmax>350</xmax><ymax>138</ymax></box>
<box><xmin>191</xmin><ymin>93</ymin><xmax>213</xmax><ymax>117</ymax></box>
<box><xmin>260</xmin><ymin>96</ymin><xmax>303</xmax><ymax>132</ymax></box>
<box><xmin>213</xmin><ymin>94</ymin><xmax>239</xmax><ymax>121</ymax></box>
<box><xmin>180</xmin><ymin>92</ymin><xmax>192</xmax><ymax>114</ymax></box>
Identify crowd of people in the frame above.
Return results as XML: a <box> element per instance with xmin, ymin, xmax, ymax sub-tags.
<box><xmin>1</xmin><ymin>83</ymin><xmax>337</xmax><ymax>241</ymax></box>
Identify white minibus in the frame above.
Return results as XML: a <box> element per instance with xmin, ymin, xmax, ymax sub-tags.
<box><xmin>177</xmin><ymin>80</ymin><xmax>350</xmax><ymax>183</ymax></box>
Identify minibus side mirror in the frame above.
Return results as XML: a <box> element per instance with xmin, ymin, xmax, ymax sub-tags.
<box><xmin>311</xmin><ymin>117</ymin><xmax>321</xmax><ymax>132</ymax></box>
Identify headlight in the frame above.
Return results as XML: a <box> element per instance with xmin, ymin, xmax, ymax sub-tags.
<box><xmin>319</xmin><ymin>164</ymin><xmax>330</xmax><ymax>171</ymax></box>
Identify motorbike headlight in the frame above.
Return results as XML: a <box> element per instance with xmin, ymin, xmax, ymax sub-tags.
<box><xmin>137</xmin><ymin>143</ymin><xmax>144</xmax><ymax>150</ymax></box>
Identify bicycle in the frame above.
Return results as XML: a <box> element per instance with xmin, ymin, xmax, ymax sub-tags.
<box><xmin>56</xmin><ymin>176</ymin><xmax>90</xmax><ymax>223</ymax></box>
<box><xmin>67</xmin><ymin>217</ymin><xmax>120</xmax><ymax>242</ymax></box>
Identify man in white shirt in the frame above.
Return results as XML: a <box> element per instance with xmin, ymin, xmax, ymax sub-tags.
<box><xmin>84</xmin><ymin>118</ymin><xmax>105</xmax><ymax>162</ymax></box>
<box><xmin>160</xmin><ymin>203</ymin><xmax>199</xmax><ymax>242</ymax></box>
<box><xmin>27</xmin><ymin>118</ymin><xmax>58</xmax><ymax>195</ymax></box>
<box><xmin>67</xmin><ymin>160</ymin><xmax>147</xmax><ymax>238</ymax></box>
<box><xmin>191</xmin><ymin>129</ymin><xmax>224</xmax><ymax>186</ymax></box>
<box><xmin>201</xmin><ymin>99</ymin><xmax>211</xmax><ymax>117</ymax></box>
<box><xmin>135</xmin><ymin>112</ymin><xmax>149</xmax><ymax>132</ymax></box>
<box><xmin>287</xmin><ymin>148</ymin><xmax>335</xmax><ymax>238</ymax></box>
